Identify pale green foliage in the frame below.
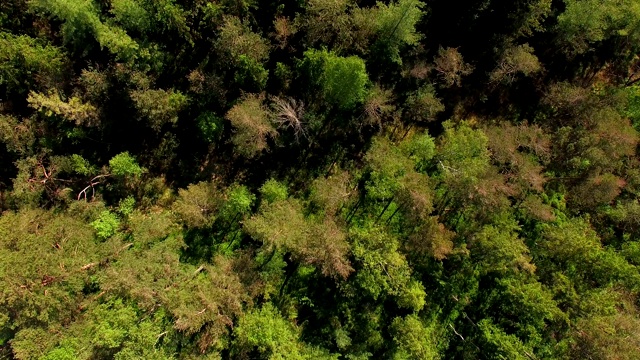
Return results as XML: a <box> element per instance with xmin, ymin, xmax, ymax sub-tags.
<box><xmin>557</xmin><ymin>0</ymin><xmax>640</xmax><ymax>54</ymax></box>
<box><xmin>110</xmin><ymin>0</ymin><xmax>151</xmax><ymax>32</ymax></box>
<box><xmin>495</xmin><ymin>278</ymin><xmax>566</xmax><ymax>337</ymax></box>
<box><xmin>364</xmin><ymin>136</ymin><xmax>413</xmax><ymax>201</ymax></box>
<box><xmin>233</xmin><ymin>303</ymin><xmax>302</xmax><ymax>358</ymax></box>
<box><xmin>130</xmin><ymin>88</ymin><xmax>188</xmax><ymax>131</ymax></box>
<box><xmin>27</xmin><ymin>91</ymin><xmax>98</xmax><ymax>126</ymax></box>
<box><xmin>220</xmin><ymin>184</ymin><xmax>255</xmax><ymax>220</ymax></box>
<box><xmin>54</xmin><ymin>300</ymin><xmax>173</xmax><ymax>360</ymax></box>
<box><xmin>539</xmin><ymin>218</ymin><xmax>640</xmax><ymax>290</ymax></box>
<box><xmin>477</xmin><ymin>319</ymin><xmax>533</xmax><ymax>360</ymax></box>
<box><xmin>91</xmin><ymin>299</ymin><xmax>138</xmax><ymax>349</ymax></box>
<box><xmin>310</xmin><ymin>170</ymin><xmax>352</xmax><ymax>215</ymax></box>
<box><xmin>0</xmin><ymin>32</ymin><xmax>64</xmax><ymax>93</ymax></box>
<box><xmin>70</xmin><ymin>154</ymin><xmax>95</xmax><ymax>175</ymax></box>
<box><xmin>437</xmin><ymin>121</ymin><xmax>491</xmax><ymax>184</ymax></box>
<box><xmin>397</xmin><ymin>279</ymin><xmax>427</xmax><ymax>311</ymax></box>
<box><xmin>472</xmin><ymin>220</ymin><xmax>535</xmax><ymax>274</ymax></box>
<box><xmin>235</xmin><ymin>54</ymin><xmax>269</xmax><ymax>90</ymax></box>
<box><xmin>301</xmin><ymin>49</ymin><xmax>369</xmax><ymax>109</ymax></box>
<box><xmin>42</xmin><ymin>347</ymin><xmax>76</xmax><ymax>360</ymax></box>
<box><xmin>28</xmin><ymin>0</ymin><xmax>140</xmax><ymax>60</ymax></box>
<box><xmin>350</xmin><ymin>224</ymin><xmax>423</xmax><ymax>308</ymax></box>
<box><xmin>401</xmin><ymin>131</ymin><xmax>436</xmax><ymax>172</ymax></box>
<box><xmin>226</xmin><ymin>94</ymin><xmax>277</xmax><ymax>158</ymax></box>
<box><xmin>92</xmin><ymin>210</ymin><xmax>120</xmax><ymax>239</ymax></box>
<box><xmin>117</xmin><ymin>196</ymin><xmax>136</xmax><ymax>216</ymax></box>
<box><xmin>390</xmin><ymin>315</ymin><xmax>440</xmax><ymax>360</ymax></box>
<box><xmin>259</xmin><ymin>179</ymin><xmax>289</xmax><ymax>204</ymax></box>
<box><xmin>109</xmin><ymin>152</ymin><xmax>143</xmax><ymax>177</ymax></box>
<box><xmin>101</xmin><ymin>229</ymin><xmax>247</xmax><ymax>351</ymax></box>
<box><xmin>490</xmin><ymin>44</ymin><xmax>542</xmax><ymax>84</ymax></box>
<box><xmin>373</xmin><ymin>0</ymin><xmax>425</xmax><ymax>63</ymax></box>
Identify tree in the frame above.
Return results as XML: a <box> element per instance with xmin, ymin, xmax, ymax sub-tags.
<box><xmin>300</xmin><ymin>49</ymin><xmax>369</xmax><ymax>110</ymax></box>
<box><xmin>27</xmin><ymin>90</ymin><xmax>98</xmax><ymax>126</ymax></box>
<box><xmin>404</xmin><ymin>84</ymin><xmax>445</xmax><ymax>124</ymax></box>
<box><xmin>557</xmin><ymin>0</ymin><xmax>640</xmax><ymax>56</ymax></box>
<box><xmin>433</xmin><ymin>47</ymin><xmax>474</xmax><ymax>87</ymax></box>
<box><xmin>363</xmin><ymin>84</ymin><xmax>395</xmax><ymax>128</ymax></box>
<box><xmin>233</xmin><ymin>303</ymin><xmax>338</xmax><ymax>359</ymax></box>
<box><xmin>0</xmin><ymin>32</ymin><xmax>65</xmax><ymax>95</ymax></box>
<box><xmin>372</xmin><ymin>0</ymin><xmax>425</xmax><ymax>64</ymax></box>
<box><xmin>390</xmin><ymin>315</ymin><xmax>441</xmax><ymax>360</ymax></box>
<box><xmin>244</xmin><ymin>197</ymin><xmax>353</xmax><ymax>280</ymax></box>
<box><xmin>0</xmin><ymin>209</ymin><xmax>105</xmax><ymax>354</ymax></box>
<box><xmin>130</xmin><ymin>88</ymin><xmax>188</xmax><ymax>132</ymax></box>
<box><xmin>349</xmin><ymin>223</ymin><xmax>425</xmax><ymax>310</ymax></box>
<box><xmin>28</xmin><ymin>0</ymin><xmax>140</xmax><ymax>60</ymax></box>
<box><xmin>172</xmin><ymin>181</ymin><xmax>222</xmax><ymax>228</ymax></box>
<box><xmin>216</xmin><ymin>16</ymin><xmax>270</xmax><ymax>89</ymax></box>
<box><xmin>489</xmin><ymin>44</ymin><xmax>541</xmax><ymax>84</ymax></box>
<box><xmin>226</xmin><ymin>94</ymin><xmax>277</xmax><ymax>158</ymax></box>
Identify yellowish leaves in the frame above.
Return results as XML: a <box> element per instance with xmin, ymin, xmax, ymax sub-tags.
<box><xmin>27</xmin><ymin>90</ymin><xmax>98</xmax><ymax>126</ymax></box>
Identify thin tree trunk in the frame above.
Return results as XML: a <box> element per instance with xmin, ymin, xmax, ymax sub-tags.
<box><xmin>385</xmin><ymin>206</ymin><xmax>402</xmax><ymax>225</ymax></box>
<box><xmin>376</xmin><ymin>197</ymin><xmax>394</xmax><ymax>224</ymax></box>
<box><xmin>346</xmin><ymin>198</ymin><xmax>361</xmax><ymax>223</ymax></box>
<box><xmin>221</xmin><ymin>212</ymin><xmax>240</xmax><ymax>237</ymax></box>
<box><xmin>400</xmin><ymin>123</ymin><xmax>413</xmax><ymax>141</ymax></box>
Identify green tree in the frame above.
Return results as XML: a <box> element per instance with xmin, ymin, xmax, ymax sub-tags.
<box><xmin>372</xmin><ymin>0</ymin><xmax>425</xmax><ymax>64</ymax></box>
<box><xmin>300</xmin><ymin>49</ymin><xmax>369</xmax><ymax>110</ymax></box>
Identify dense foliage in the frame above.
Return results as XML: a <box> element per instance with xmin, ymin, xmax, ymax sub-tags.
<box><xmin>1</xmin><ymin>0</ymin><xmax>640</xmax><ymax>358</ymax></box>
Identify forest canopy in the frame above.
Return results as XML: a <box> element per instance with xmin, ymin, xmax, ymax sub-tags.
<box><xmin>1</xmin><ymin>0</ymin><xmax>640</xmax><ymax>359</ymax></box>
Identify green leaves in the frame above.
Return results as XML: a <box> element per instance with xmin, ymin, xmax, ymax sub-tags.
<box><xmin>130</xmin><ymin>88</ymin><xmax>188</xmax><ymax>132</ymax></box>
<box><xmin>301</xmin><ymin>49</ymin><xmax>369</xmax><ymax>110</ymax></box>
<box><xmin>557</xmin><ymin>0</ymin><xmax>640</xmax><ymax>55</ymax></box>
<box><xmin>109</xmin><ymin>152</ymin><xmax>143</xmax><ymax>177</ymax></box>
<box><xmin>0</xmin><ymin>32</ymin><xmax>65</xmax><ymax>94</ymax></box>
<box><xmin>260</xmin><ymin>179</ymin><xmax>289</xmax><ymax>204</ymax></box>
<box><xmin>373</xmin><ymin>0</ymin><xmax>425</xmax><ymax>63</ymax></box>
<box><xmin>91</xmin><ymin>210</ymin><xmax>120</xmax><ymax>239</ymax></box>
<box><xmin>233</xmin><ymin>303</ymin><xmax>337</xmax><ymax>359</ymax></box>
<box><xmin>28</xmin><ymin>0</ymin><xmax>140</xmax><ymax>61</ymax></box>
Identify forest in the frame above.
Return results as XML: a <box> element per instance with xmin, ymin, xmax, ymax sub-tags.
<box><xmin>1</xmin><ymin>0</ymin><xmax>640</xmax><ymax>358</ymax></box>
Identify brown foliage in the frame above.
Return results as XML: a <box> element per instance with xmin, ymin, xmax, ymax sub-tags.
<box><xmin>433</xmin><ymin>47</ymin><xmax>474</xmax><ymax>87</ymax></box>
<box><xmin>406</xmin><ymin>216</ymin><xmax>455</xmax><ymax>260</ymax></box>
